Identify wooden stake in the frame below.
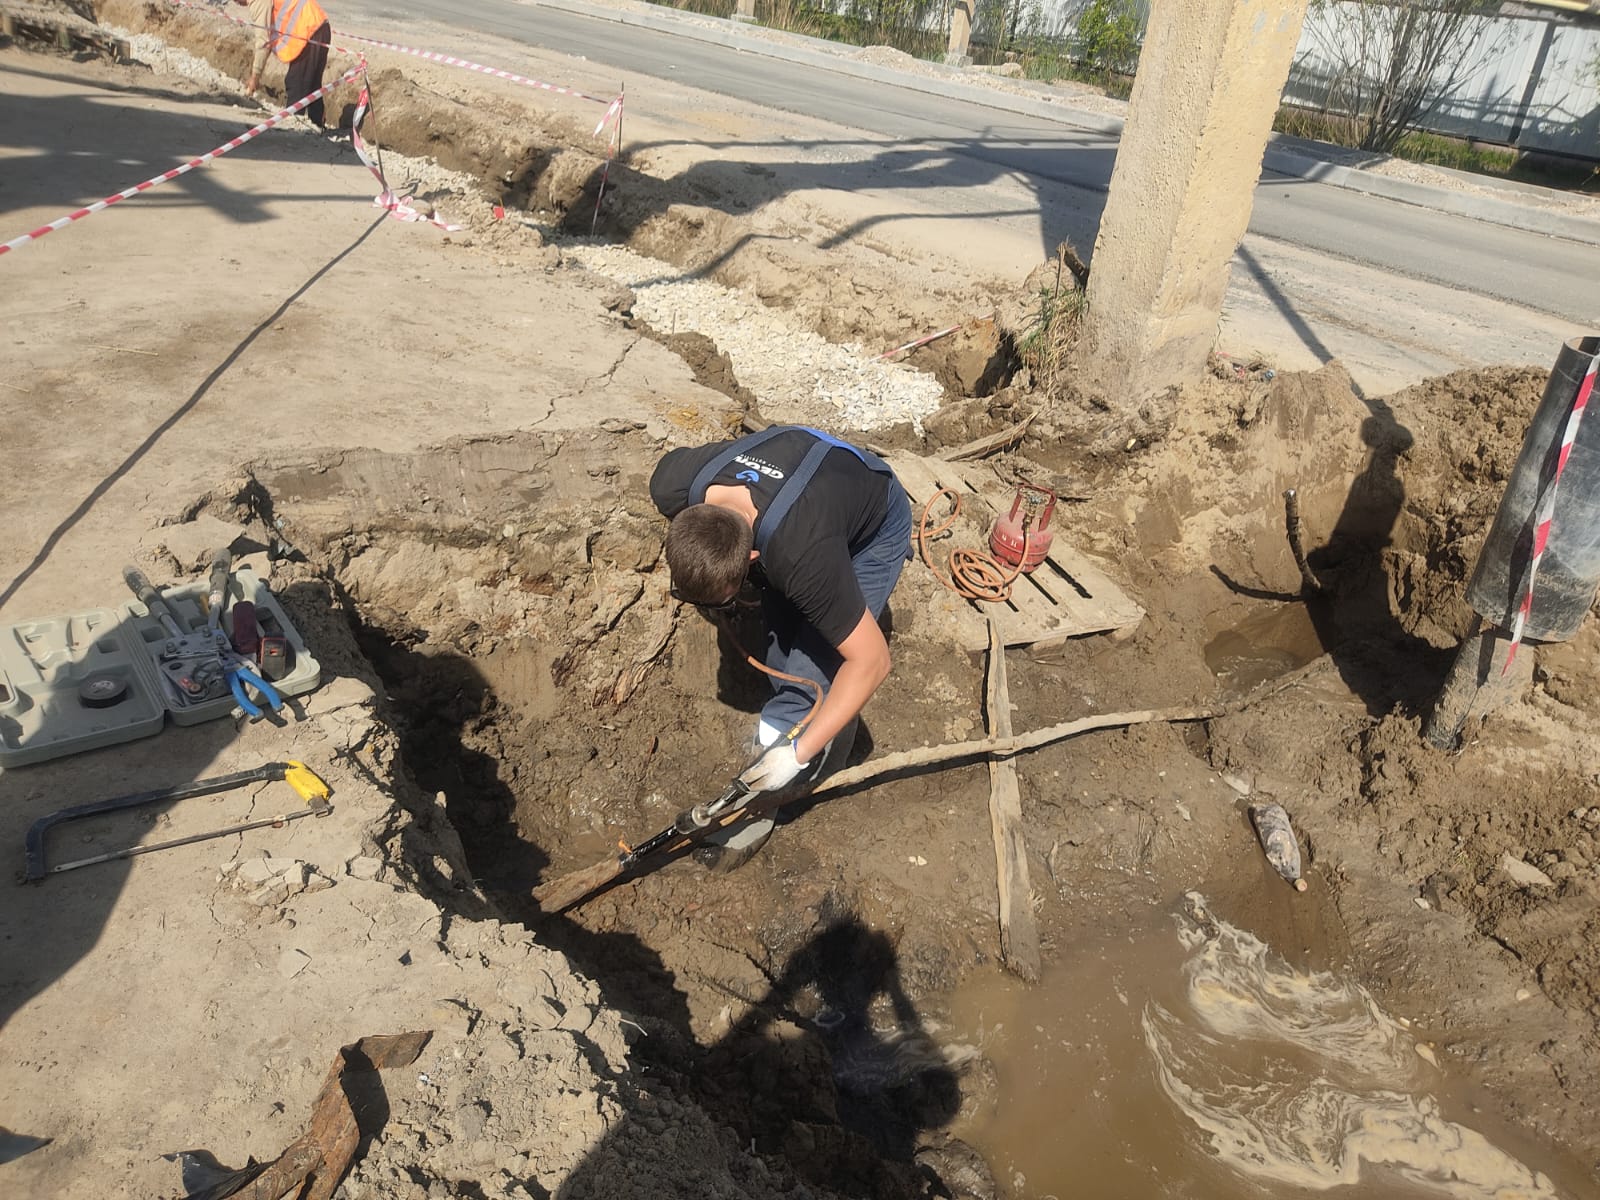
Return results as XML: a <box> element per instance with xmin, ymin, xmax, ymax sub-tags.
<box><xmin>985</xmin><ymin>618</ymin><xmax>1041</xmax><ymax>982</ymax></box>
<box><xmin>530</xmin><ymin>656</ymin><xmax>1330</xmax><ymax>914</ymax></box>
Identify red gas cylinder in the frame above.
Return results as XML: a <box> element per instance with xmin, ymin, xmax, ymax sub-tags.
<box><xmin>989</xmin><ymin>483</ymin><xmax>1057</xmax><ymax>573</ymax></box>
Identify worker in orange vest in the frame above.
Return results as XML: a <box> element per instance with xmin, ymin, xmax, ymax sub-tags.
<box><xmin>235</xmin><ymin>0</ymin><xmax>333</xmax><ymax>131</ymax></box>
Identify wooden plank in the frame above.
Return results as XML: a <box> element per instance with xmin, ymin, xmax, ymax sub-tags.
<box><xmin>985</xmin><ymin>619</ymin><xmax>1041</xmax><ymax>983</ymax></box>
<box><xmin>885</xmin><ymin>451</ymin><xmax>1144</xmax><ymax>650</ymax></box>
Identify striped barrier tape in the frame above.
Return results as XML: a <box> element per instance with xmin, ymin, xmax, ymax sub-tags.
<box><xmin>1503</xmin><ymin>352</ymin><xmax>1597</xmax><ymax>671</ymax></box>
<box><xmin>590</xmin><ymin>89</ymin><xmax>625</xmax><ymax>233</ymax></box>
<box><xmin>875</xmin><ymin>314</ymin><xmax>994</xmax><ymax>361</ymax></box>
<box><xmin>350</xmin><ymin>85</ymin><xmax>460</xmax><ymax>232</ymax></box>
<box><xmin>333</xmin><ymin>29</ymin><xmax>614</xmax><ymax>109</ymax></box>
<box><xmin>0</xmin><ymin>60</ymin><xmax>366</xmax><ymax>257</ymax></box>
<box><xmin>594</xmin><ymin>94</ymin><xmax>625</xmax><ymax>136</ymax></box>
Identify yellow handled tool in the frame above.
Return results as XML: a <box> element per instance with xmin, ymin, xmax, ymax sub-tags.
<box><xmin>24</xmin><ymin>760</ymin><xmax>335</xmax><ymax>881</ymax></box>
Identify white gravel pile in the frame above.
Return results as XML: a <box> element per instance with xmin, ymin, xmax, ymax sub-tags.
<box><xmin>561</xmin><ymin>241</ymin><xmax>945</xmax><ymax>432</ymax></box>
<box><xmin>113</xmin><ymin>29</ymin><xmax>246</xmax><ymax>95</ymax></box>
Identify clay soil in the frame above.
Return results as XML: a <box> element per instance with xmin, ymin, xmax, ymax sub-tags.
<box><xmin>2</xmin><ymin>7</ymin><xmax>1599</xmax><ymax>1200</ymax></box>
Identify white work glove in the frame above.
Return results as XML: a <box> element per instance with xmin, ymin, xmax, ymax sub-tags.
<box><xmin>739</xmin><ymin>740</ymin><xmax>809</xmax><ymax>794</ymax></box>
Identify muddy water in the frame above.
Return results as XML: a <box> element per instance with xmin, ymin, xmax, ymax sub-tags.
<box><xmin>946</xmin><ymin>895</ymin><xmax>1593</xmax><ymax>1200</ymax></box>
<box><xmin>1204</xmin><ymin>604</ymin><xmax>1324</xmax><ymax>692</ymax></box>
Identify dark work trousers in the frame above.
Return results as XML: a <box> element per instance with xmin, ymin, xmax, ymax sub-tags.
<box><xmin>758</xmin><ymin>483</ymin><xmax>913</xmax><ymax>754</ymax></box>
<box><xmin>284</xmin><ymin>21</ymin><xmax>331</xmax><ymax>127</ymax></box>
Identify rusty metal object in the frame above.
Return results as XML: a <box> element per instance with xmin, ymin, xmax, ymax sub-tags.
<box><xmin>225</xmin><ymin>1031</ymin><xmax>431</xmax><ymax>1200</ymax></box>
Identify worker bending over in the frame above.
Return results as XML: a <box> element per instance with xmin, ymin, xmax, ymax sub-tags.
<box><xmin>650</xmin><ymin>425</ymin><xmax>912</xmax><ymax>868</ymax></box>
<box><xmin>236</xmin><ymin>0</ymin><xmax>333</xmax><ymax>132</ymax></box>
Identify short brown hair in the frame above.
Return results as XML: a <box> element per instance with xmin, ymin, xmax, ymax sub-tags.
<box><xmin>666</xmin><ymin>504</ymin><xmax>753</xmax><ymax>603</ymax></box>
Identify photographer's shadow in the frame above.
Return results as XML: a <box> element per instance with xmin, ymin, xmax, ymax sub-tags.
<box><xmin>557</xmin><ymin>916</ymin><xmax>965</xmax><ymax>1200</ymax></box>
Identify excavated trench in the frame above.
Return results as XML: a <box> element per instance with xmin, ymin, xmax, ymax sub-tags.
<box><xmin>181</xmin><ymin>359</ymin><xmax>1600</xmax><ymax>1198</ymax></box>
<box><xmin>209</xmin><ymin>429</ymin><xmax>1003</xmax><ymax>1199</ymax></box>
<box><xmin>16</xmin><ymin>5</ymin><xmax>1600</xmax><ymax>1193</ymax></box>
<box><xmin>165</xmin><ymin>352</ymin><xmax>1600</xmax><ymax>1196</ymax></box>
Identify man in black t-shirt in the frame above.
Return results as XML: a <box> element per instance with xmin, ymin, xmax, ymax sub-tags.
<box><xmin>650</xmin><ymin>426</ymin><xmax>913</xmax><ymax>858</ymax></box>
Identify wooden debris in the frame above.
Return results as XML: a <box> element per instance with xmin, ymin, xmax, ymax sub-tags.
<box><xmin>946</xmin><ymin>412</ymin><xmax>1036</xmax><ymax>462</ymax></box>
<box><xmin>2</xmin><ymin>11</ymin><xmax>127</xmax><ymax>59</ymax></box>
<box><xmin>236</xmin><ymin>1031</ymin><xmax>431</xmax><ymax>1200</ymax></box>
<box><xmin>985</xmin><ymin>618</ymin><xmax>1041</xmax><ymax>982</ymax></box>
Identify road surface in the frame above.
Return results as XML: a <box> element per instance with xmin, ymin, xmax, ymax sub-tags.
<box><xmin>339</xmin><ymin>0</ymin><xmax>1589</xmax><ymax>389</ymax></box>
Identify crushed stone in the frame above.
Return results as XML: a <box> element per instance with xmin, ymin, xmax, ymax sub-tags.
<box><xmin>560</xmin><ymin>240</ymin><xmax>945</xmax><ymax>431</ymax></box>
<box><xmin>115</xmin><ymin>28</ymin><xmax>243</xmax><ymax>93</ymax></box>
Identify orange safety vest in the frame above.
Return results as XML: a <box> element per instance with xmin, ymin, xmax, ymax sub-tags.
<box><xmin>269</xmin><ymin>0</ymin><xmax>328</xmax><ymax>63</ymax></box>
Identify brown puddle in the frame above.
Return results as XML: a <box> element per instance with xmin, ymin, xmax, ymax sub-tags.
<box><xmin>1203</xmin><ymin>604</ymin><xmax>1324</xmax><ymax>692</ymax></box>
<box><xmin>944</xmin><ymin>894</ymin><xmax>1595</xmax><ymax>1200</ymax></box>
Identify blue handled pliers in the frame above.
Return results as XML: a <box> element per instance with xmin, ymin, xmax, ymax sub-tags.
<box><xmin>213</xmin><ymin>633</ymin><xmax>282</xmax><ymax>718</ymax></box>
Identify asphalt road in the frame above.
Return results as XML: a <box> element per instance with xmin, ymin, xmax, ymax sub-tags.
<box><xmin>362</xmin><ymin>0</ymin><xmax>1595</xmax><ymax>326</ymax></box>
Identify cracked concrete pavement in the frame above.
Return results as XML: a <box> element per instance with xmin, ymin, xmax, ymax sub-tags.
<box><xmin>0</xmin><ymin>46</ymin><xmax>734</xmax><ymax>623</ymax></box>
<box><xmin>0</xmin><ymin>47</ymin><xmax>739</xmax><ymax>1197</ymax></box>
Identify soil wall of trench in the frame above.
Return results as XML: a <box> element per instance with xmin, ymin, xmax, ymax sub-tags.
<box><xmin>174</xmin><ymin>430</ymin><xmax>999</xmax><ymax>1200</ymax></box>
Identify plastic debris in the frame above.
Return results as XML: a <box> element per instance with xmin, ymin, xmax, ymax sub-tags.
<box><xmin>1249</xmin><ymin>802</ymin><xmax>1308</xmax><ymax>891</ymax></box>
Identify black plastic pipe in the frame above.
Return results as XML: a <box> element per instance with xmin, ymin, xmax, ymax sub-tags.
<box><xmin>1466</xmin><ymin>334</ymin><xmax>1600</xmax><ymax>642</ymax></box>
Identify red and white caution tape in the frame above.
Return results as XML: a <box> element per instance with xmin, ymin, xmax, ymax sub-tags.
<box><xmin>351</xmin><ymin>85</ymin><xmax>460</xmax><ymax>232</ymax></box>
<box><xmin>875</xmin><ymin>314</ymin><xmax>993</xmax><ymax>361</ymax></box>
<box><xmin>590</xmin><ymin>90</ymin><xmax>625</xmax><ymax>233</ymax></box>
<box><xmin>335</xmin><ymin>30</ymin><xmax>614</xmax><ymax>107</ymax></box>
<box><xmin>0</xmin><ymin>61</ymin><xmax>365</xmax><ymax>257</ymax></box>
<box><xmin>1504</xmin><ymin>352</ymin><xmax>1597</xmax><ymax>670</ymax></box>
<box><xmin>594</xmin><ymin>94</ymin><xmax>625</xmax><ymax>136</ymax></box>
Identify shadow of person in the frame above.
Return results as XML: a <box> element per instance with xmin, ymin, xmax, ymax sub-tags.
<box><xmin>555</xmin><ymin>916</ymin><xmax>964</xmax><ymax>1200</ymax></box>
<box><xmin>1303</xmin><ymin>411</ymin><xmax>1451</xmax><ymax>714</ymax></box>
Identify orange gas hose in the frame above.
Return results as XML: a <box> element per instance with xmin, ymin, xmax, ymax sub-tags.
<box><xmin>917</xmin><ymin>487</ymin><xmax>1029</xmax><ymax>603</ymax></box>
<box><xmin>700</xmin><ymin>608</ymin><xmax>823</xmax><ymax>738</ymax></box>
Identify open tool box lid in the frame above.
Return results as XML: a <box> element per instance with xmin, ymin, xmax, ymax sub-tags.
<box><xmin>0</xmin><ymin>568</ymin><xmax>320</xmax><ymax>768</ymax></box>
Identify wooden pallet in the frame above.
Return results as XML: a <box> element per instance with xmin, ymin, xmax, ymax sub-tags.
<box><xmin>886</xmin><ymin>451</ymin><xmax>1144</xmax><ymax>652</ymax></box>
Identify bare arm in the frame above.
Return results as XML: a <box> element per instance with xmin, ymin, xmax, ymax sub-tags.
<box><xmin>794</xmin><ymin>608</ymin><xmax>890</xmax><ymax>766</ymax></box>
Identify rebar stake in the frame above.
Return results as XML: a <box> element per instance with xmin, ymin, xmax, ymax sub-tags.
<box><xmin>1284</xmin><ymin>488</ymin><xmax>1323</xmax><ymax>596</ymax></box>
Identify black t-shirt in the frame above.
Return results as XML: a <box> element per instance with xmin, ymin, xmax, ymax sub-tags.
<box><xmin>650</xmin><ymin>429</ymin><xmax>894</xmax><ymax>647</ymax></box>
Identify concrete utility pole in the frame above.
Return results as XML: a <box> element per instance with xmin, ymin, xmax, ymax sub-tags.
<box><xmin>1079</xmin><ymin>0</ymin><xmax>1309</xmax><ymax>408</ymax></box>
<box><xmin>946</xmin><ymin>0</ymin><xmax>973</xmax><ymax>65</ymax></box>
<box><xmin>732</xmin><ymin>0</ymin><xmax>756</xmax><ymax>23</ymax></box>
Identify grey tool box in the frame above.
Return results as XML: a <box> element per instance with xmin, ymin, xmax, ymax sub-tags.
<box><xmin>0</xmin><ymin>567</ymin><xmax>320</xmax><ymax>768</ymax></box>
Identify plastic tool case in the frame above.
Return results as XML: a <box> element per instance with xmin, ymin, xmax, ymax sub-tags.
<box><xmin>0</xmin><ymin>568</ymin><xmax>320</xmax><ymax>768</ymax></box>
